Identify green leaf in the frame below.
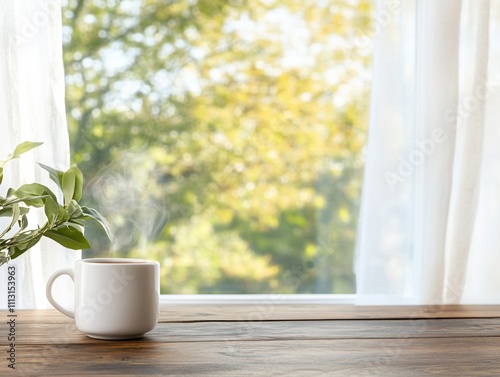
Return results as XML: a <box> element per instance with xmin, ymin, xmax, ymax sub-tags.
<box><xmin>73</xmin><ymin>165</ymin><xmax>84</xmax><ymax>202</ymax></box>
<box><xmin>44</xmin><ymin>197</ymin><xmax>59</xmax><ymax>226</ymax></box>
<box><xmin>19</xmin><ymin>214</ymin><xmax>28</xmax><ymax>232</ymax></box>
<box><xmin>68</xmin><ymin>199</ymin><xmax>83</xmax><ymax>218</ymax></box>
<box><xmin>62</xmin><ymin>168</ymin><xmax>76</xmax><ymax>206</ymax></box>
<box><xmin>0</xmin><ymin>141</ymin><xmax>43</xmax><ymax>170</ymax></box>
<box><xmin>7</xmin><ymin>232</ymin><xmax>43</xmax><ymax>260</ymax></box>
<box><xmin>38</xmin><ymin>163</ymin><xmax>64</xmax><ymax>190</ymax></box>
<box><xmin>0</xmin><ymin>256</ymin><xmax>9</xmax><ymax>267</ymax></box>
<box><xmin>13</xmin><ymin>141</ymin><xmax>44</xmax><ymax>158</ymax></box>
<box><xmin>2</xmin><ymin>195</ymin><xmax>49</xmax><ymax>207</ymax></box>
<box><xmin>44</xmin><ymin>226</ymin><xmax>91</xmax><ymax>250</ymax></box>
<box><xmin>0</xmin><ymin>203</ymin><xmax>21</xmax><ymax>239</ymax></box>
<box><xmin>13</xmin><ymin>183</ymin><xmax>57</xmax><ymax>207</ymax></box>
<box><xmin>81</xmin><ymin>206</ymin><xmax>114</xmax><ymax>241</ymax></box>
<box><xmin>0</xmin><ymin>140</ymin><xmax>43</xmax><ymax>189</ymax></box>
<box><xmin>68</xmin><ymin>218</ymin><xmax>86</xmax><ymax>226</ymax></box>
<box><xmin>0</xmin><ymin>206</ymin><xmax>30</xmax><ymax>217</ymax></box>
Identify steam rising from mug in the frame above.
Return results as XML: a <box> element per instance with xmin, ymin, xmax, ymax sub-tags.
<box><xmin>87</xmin><ymin>148</ymin><xmax>170</xmax><ymax>253</ymax></box>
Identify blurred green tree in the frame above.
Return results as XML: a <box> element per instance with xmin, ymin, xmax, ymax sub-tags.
<box><xmin>62</xmin><ymin>0</ymin><xmax>373</xmax><ymax>294</ymax></box>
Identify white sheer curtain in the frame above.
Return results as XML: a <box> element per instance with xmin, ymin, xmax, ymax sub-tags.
<box><xmin>0</xmin><ymin>0</ymin><xmax>79</xmax><ymax>308</ymax></box>
<box><xmin>355</xmin><ymin>0</ymin><xmax>500</xmax><ymax>305</ymax></box>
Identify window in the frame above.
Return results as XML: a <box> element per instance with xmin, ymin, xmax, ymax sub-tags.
<box><xmin>62</xmin><ymin>0</ymin><xmax>373</xmax><ymax>295</ymax></box>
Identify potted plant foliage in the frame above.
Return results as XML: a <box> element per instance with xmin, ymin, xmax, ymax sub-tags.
<box><xmin>0</xmin><ymin>141</ymin><xmax>111</xmax><ymax>266</ymax></box>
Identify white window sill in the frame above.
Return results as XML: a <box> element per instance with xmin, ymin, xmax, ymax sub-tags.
<box><xmin>160</xmin><ymin>294</ymin><xmax>356</xmax><ymax>305</ymax></box>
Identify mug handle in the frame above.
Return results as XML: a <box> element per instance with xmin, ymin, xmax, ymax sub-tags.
<box><xmin>46</xmin><ymin>268</ymin><xmax>75</xmax><ymax>319</ymax></box>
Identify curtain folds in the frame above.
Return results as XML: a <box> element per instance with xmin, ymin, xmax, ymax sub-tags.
<box><xmin>0</xmin><ymin>0</ymin><xmax>79</xmax><ymax>308</ymax></box>
<box><xmin>355</xmin><ymin>0</ymin><xmax>500</xmax><ymax>305</ymax></box>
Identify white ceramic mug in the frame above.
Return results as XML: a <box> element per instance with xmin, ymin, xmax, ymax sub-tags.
<box><xmin>46</xmin><ymin>258</ymin><xmax>160</xmax><ymax>340</ymax></box>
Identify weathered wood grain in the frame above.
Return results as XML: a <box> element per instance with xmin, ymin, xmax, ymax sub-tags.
<box><xmin>1</xmin><ymin>305</ymin><xmax>499</xmax><ymax>376</ymax></box>
<box><xmin>161</xmin><ymin>303</ymin><xmax>500</xmax><ymax>322</ymax></box>
<box><xmin>4</xmin><ymin>303</ymin><xmax>500</xmax><ymax>324</ymax></box>
<box><xmin>5</xmin><ymin>318</ymin><xmax>500</xmax><ymax>345</ymax></box>
<box><xmin>12</xmin><ymin>337</ymin><xmax>500</xmax><ymax>377</ymax></box>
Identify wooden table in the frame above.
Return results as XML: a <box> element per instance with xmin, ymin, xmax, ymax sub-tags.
<box><xmin>2</xmin><ymin>304</ymin><xmax>500</xmax><ymax>376</ymax></box>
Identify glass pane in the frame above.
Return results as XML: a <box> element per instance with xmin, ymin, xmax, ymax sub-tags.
<box><xmin>62</xmin><ymin>0</ymin><xmax>373</xmax><ymax>294</ymax></box>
